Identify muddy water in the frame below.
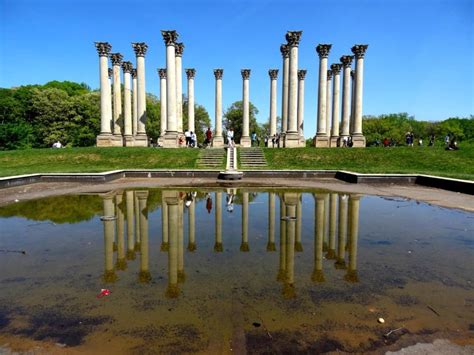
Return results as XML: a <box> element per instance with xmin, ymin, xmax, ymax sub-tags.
<box><xmin>0</xmin><ymin>189</ymin><xmax>473</xmax><ymax>353</ymax></box>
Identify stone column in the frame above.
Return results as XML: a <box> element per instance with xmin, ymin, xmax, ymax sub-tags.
<box><xmin>158</xmin><ymin>69</ymin><xmax>167</xmax><ymax>145</ymax></box>
<box><xmin>188</xmin><ymin>197</ymin><xmax>196</xmax><ymax>252</ymax></box>
<box><xmin>314</xmin><ymin>44</ymin><xmax>332</xmax><ymax>147</ymax></box>
<box><xmin>177</xmin><ymin>198</ymin><xmax>185</xmax><ymax>283</ymax></box>
<box><xmin>115</xmin><ymin>193</ymin><xmax>126</xmax><ymax>270</ymax></box>
<box><xmin>214</xmin><ymin>192</ymin><xmax>223</xmax><ymax>252</ymax></box>
<box><xmin>110</xmin><ymin>53</ymin><xmax>124</xmax><ymax>144</ymax></box>
<box><xmin>283</xmin><ymin>193</ymin><xmax>297</xmax><ymax>299</ymax></box>
<box><xmin>212</xmin><ymin>69</ymin><xmax>224</xmax><ymax>147</ymax></box>
<box><xmin>95</xmin><ymin>42</ymin><xmax>113</xmax><ymax>147</ymax></box>
<box><xmin>161</xmin><ymin>31</ymin><xmax>179</xmax><ymax>148</ymax></box>
<box><xmin>134</xmin><ymin>192</ymin><xmax>141</xmax><ymax>251</ymax></box>
<box><xmin>122</xmin><ymin>61</ymin><xmax>133</xmax><ymax>146</ymax></box>
<box><xmin>351</xmin><ymin>44</ymin><xmax>368</xmax><ymax>147</ymax></box>
<box><xmin>137</xmin><ymin>191</ymin><xmax>151</xmax><ymax>283</ymax></box>
<box><xmin>108</xmin><ymin>68</ymin><xmax>113</xmax><ymax>88</ymax></box>
<box><xmin>295</xmin><ymin>193</ymin><xmax>303</xmax><ymax>252</ymax></box>
<box><xmin>277</xmin><ymin>195</ymin><xmax>287</xmax><ymax>281</ymax></box>
<box><xmin>330</xmin><ymin>64</ymin><xmax>342</xmax><ymax>147</ymax></box>
<box><xmin>267</xmin><ymin>193</ymin><xmax>276</xmax><ymax>251</ymax></box>
<box><xmin>131</xmin><ymin>69</ymin><xmax>138</xmax><ymax>136</ymax></box>
<box><xmin>345</xmin><ymin>195</ymin><xmax>361</xmax><ymax>282</ymax></box>
<box><xmin>268</xmin><ymin>69</ymin><xmax>278</xmax><ymax>138</ymax></box>
<box><xmin>241</xmin><ymin>192</ymin><xmax>250</xmax><ymax>251</ymax></box>
<box><xmin>101</xmin><ymin>194</ymin><xmax>117</xmax><ymax>283</ymax></box>
<box><xmin>284</xmin><ymin>31</ymin><xmax>302</xmax><ymax>148</ymax></box>
<box><xmin>326</xmin><ymin>70</ymin><xmax>333</xmax><ymax>144</ymax></box>
<box><xmin>297</xmin><ymin>70</ymin><xmax>306</xmax><ymax>146</ymax></box>
<box><xmin>312</xmin><ymin>194</ymin><xmax>325</xmax><ymax>282</ymax></box>
<box><xmin>240</xmin><ymin>69</ymin><xmax>251</xmax><ymax>147</ymax></box>
<box><xmin>126</xmin><ymin>190</ymin><xmax>135</xmax><ymax>260</ymax></box>
<box><xmin>280</xmin><ymin>44</ymin><xmax>290</xmax><ymax>134</ymax></box>
<box><xmin>161</xmin><ymin>200</ymin><xmax>169</xmax><ymax>251</ymax></box>
<box><xmin>340</xmin><ymin>55</ymin><xmax>354</xmax><ymax>140</ymax></box>
<box><xmin>175</xmin><ymin>43</ymin><xmax>184</xmax><ymax>136</ymax></box>
<box><xmin>324</xmin><ymin>193</ymin><xmax>330</xmax><ymax>252</ymax></box>
<box><xmin>350</xmin><ymin>70</ymin><xmax>356</xmax><ymax>136</ymax></box>
<box><xmin>132</xmin><ymin>42</ymin><xmax>149</xmax><ymax>146</ymax></box>
<box><xmin>165</xmin><ymin>192</ymin><xmax>180</xmax><ymax>298</ymax></box>
<box><xmin>185</xmin><ymin>68</ymin><xmax>196</xmax><ymax>133</ymax></box>
<box><xmin>335</xmin><ymin>194</ymin><xmax>348</xmax><ymax>269</ymax></box>
<box><xmin>326</xmin><ymin>193</ymin><xmax>337</xmax><ymax>259</ymax></box>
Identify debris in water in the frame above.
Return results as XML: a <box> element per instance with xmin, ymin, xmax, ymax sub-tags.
<box><xmin>252</xmin><ymin>322</ymin><xmax>261</xmax><ymax>327</ymax></box>
<box><xmin>427</xmin><ymin>305</ymin><xmax>440</xmax><ymax>317</ymax></box>
<box><xmin>96</xmin><ymin>289</ymin><xmax>111</xmax><ymax>298</ymax></box>
<box><xmin>378</xmin><ymin>318</ymin><xmax>385</xmax><ymax>324</ymax></box>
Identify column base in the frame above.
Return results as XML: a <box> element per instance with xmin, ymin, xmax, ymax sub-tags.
<box><xmin>284</xmin><ymin>132</ymin><xmax>300</xmax><ymax>148</ymax></box>
<box><xmin>240</xmin><ymin>136</ymin><xmax>251</xmax><ymax>147</ymax></box>
<box><xmin>163</xmin><ymin>132</ymin><xmax>179</xmax><ymax>148</ymax></box>
<box><xmin>96</xmin><ymin>134</ymin><xmax>123</xmax><ymax>147</ymax></box>
<box><xmin>133</xmin><ymin>134</ymin><xmax>149</xmax><ymax>147</ymax></box>
<box><xmin>313</xmin><ymin>134</ymin><xmax>329</xmax><ymax>148</ymax></box>
<box><xmin>157</xmin><ymin>136</ymin><xmax>165</xmax><ymax>147</ymax></box>
<box><xmin>330</xmin><ymin>136</ymin><xmax>340</xmax><ymax>147</ymax></box>
<box><xmin>299</xmin><ymin>135</ymin><xmax>306</xmax><ymax>147</ymax></box>
<box><xmin>212</xmin><ymin>136</ymin><xmax>224</xmax><ymax>147</ymax></box>
<box><xmin>124</xmin><ymin>135</ymin><xmax>135</xmax><ymax>147</ymax></box>
<box><xmin>280</xmin><ymin>133</ymin><xmax>286</xmax><ymax>147</ymax></box>
<box><xmin>351</xmin><ymin>134</ymin><xmax>366</xmax><ymax>148</ymax></box>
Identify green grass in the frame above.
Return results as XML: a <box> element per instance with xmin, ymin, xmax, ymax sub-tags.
<box><xmin>0</xmin><ymin>145</ymin><xmax>473</xmax><ymax>180</ymax></box>
<box><xmin>263</xmin><ymin>145</ymin><xmax>474</xmax><ymax>180</ymax></box>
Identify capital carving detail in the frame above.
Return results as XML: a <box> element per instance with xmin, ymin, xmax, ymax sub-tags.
<box><xmin>316</xmin><ymin>44</ymin><xmax>332</xmax><ymax>58</ymax></box>
<box><xmin>214</xmin><ymin>69</ymin><xmax>223</xmax><ymax>80</ymax></box>
<box><xmin>95</xmin><ymin>42</ymin><xmax>111</xmax><ymax>57</ymax></box>
<box><xmin>132</xmin><ymin>42</ymin><xmax>148</xmax><ymax>57</ymax></box>
<box><xmin>161</xmin><ymin>30</ymin><xmax>179</xmax><ymax>46</ymax></box>
<box><xmin>351</xmin><ymin>44</ymin><xmax>368</xmax><ymax>59</ymax></box>
<box><xmin>268</xmin><ymin>69</ymin><xmax>279</xmax><ymax>80</ymax></box>
<box><xmin>131</xmin><ymin>69</ymin><xmax>137</xmax><ymax>78</ymax></box>
<box><xmin>280</xmin><ymin>44</ymin><xmax>290</xmax><ymax>58</ymax></box>
<box><xmin>121</xmin><ymin>61</ymin><xmax>133</xmax><ymax>73</ymax></box>
<box><xmin>241</xmin><ymin>69</ymin><xmax>251</xmax><ymax>80</ymax></box>
<box><xmin>175</xmin><ymin>42</ymin><xmax>185</xmax><ymax>57</ymax></box>
<box><xmin>340</xmin><ymin>55</ymin><xmax>354</xmax><ymax>68</ymax></box>
<box><xmin>185</xmin><ymin>68</ymin><xmax>196</xmax><ymax>79</ymax></box>
<box><xmin>327</xmin><ymin>70</ymin><xmax>333</xmax><ymax>80</ymax></box>
<box><xmin>286</xmin><ymin>31</ymin><xmax>303</xmax><ymax>47</ymax></box>
<box><xmin>158</xmin><ymin>68</ymin><xmax>167</xmax><ymax>79</ymax></box>
<box><xmin>297</xmin><ymin>69</ymin><xmax>307</xmax><ymax>80</ymax></box>
<box><xmin>330</xmin><ymin>63</ymin><xmax>342</xmax><ymax>75</ymax></box>
<box><xmin>110</xmin><ymin>53</ymin><xmax>123</xmax><ymax>66</ymax></box>
<box><xmin>108</xmin><ymin>68</ymin><xmax>113</xmax><ymax>78</ymax></box>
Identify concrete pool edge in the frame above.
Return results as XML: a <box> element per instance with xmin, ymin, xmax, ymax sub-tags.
<box><xmin>0</xmin><ymin>170</ymin><xmax>472</xmax><ymax>195</ymax></box>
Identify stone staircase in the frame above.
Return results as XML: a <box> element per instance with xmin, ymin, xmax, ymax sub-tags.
<box><xmin>196</xmin><ymin>148</ymin><xmax>226</xmax><ymax>169</ymax></box>
<box><xmin>238</xmin><ymin>147</ymin><xmax>267</xmax><ymax>169</ymax></box>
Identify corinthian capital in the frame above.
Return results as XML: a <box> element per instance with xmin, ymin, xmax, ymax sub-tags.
<box><xmin>214</xmin><ymin>69</ymin><xmax>223</xmax><ymax>80</ymax></box>
<box><xmin>280</xmin><ymin>44</ymin><xmax>290</xmax><ymax>58</ymax></box>
<box><xmin>286</xmin><ymin>31</ymin><xmax>303</xmax><ymax>47</ymax></box>
<box><xmin>95</xmin><ymin>42</ymin><xmax>111</xmax><ymax>57</ymax></box>
<box><xmin>330</xmin><ymin>63</ymin><xmax>342</xmax><ymax>75</ymax></box>
<box><xmin>131</xmin><ymin>69</ymin><xmax>137</xmax><ymax>78</ymax></box>
<box><xmin>108</xmin><ymin>68</ymin><xmax>113</xmax><ymax>78</ymax></box>
<box><xmin>340</xmin><ymin>55</ymin><xmax>354</xmax><ymax>68</ymax></box>
<box><xmin>158</xmin><ymin>68</ymin><xmax>166</xmax><ymax>79</ymax></box>
<box><xmin>132</xmin><ymin>42</ymin><xmax>148</xmax><ymax>57</ymax></box>
<box><xmin>297</xmin><ymin>69</ymin><xmax>307</xmax><ymax>80</ymax></box>
<box><xmin>161</xmin><ymin>30</ymin><xmax>179</xmax><ymax>46</ymax></box>
<box><xmin>316</xmin><ymin>44</ymin><xmax>332</xmax><ymax>58</ymax></box>
<box><xmin>327</xmin><ymin>70</ymin><xmax>333</xmax><ymax>80</ymax></box>
<box><xmin>110</xmin><ymin>53</ymin><xmax>123</xmax><ymax>66</ymax></box>
<box><xmin>121</xmin><ymin>61</ymin><xmax>133</xmax><ymax>73</ymax></box>
<box><xmin>185</xmin><ymin>68</ymin><xmax>196</xmax><ymax>79</ymax></box>
<box><xmin>351</xmin><ymin>44</ymin><xmax>368</xmax><ymax>59</ymax></box>
<box><xmin>241</xmin><ymin>69</ymin><xmax>251</xmax><ymax>80</ymax></box>
<box><xmin>268</xmin><ymin>69</ymin><xmax>279</xmax><ymax>80</ymax></box>
<box><xmin>175</xmin><ymin>42</ymin><xmax>185</xmax><ymax>57</ymax></box>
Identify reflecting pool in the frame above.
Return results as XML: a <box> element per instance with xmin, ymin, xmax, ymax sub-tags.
<box><xmin>0</xmin><ymin>189</ymin><xmax>473</xmax><ymax>353</ymax></box>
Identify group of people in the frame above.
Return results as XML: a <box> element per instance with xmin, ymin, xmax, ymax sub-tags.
<box><xmin>184</xmin><ymin>130</ymin><xmax>198</xmax><ymax>148</ymax></box>
<box><xmin>204</xmin><ymin>189</ymin><xmax>235</xmax><ymax>214</ymax></box>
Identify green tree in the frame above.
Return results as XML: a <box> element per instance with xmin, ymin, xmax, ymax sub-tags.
<box><xmin>223</xmin><ymin>101</ymin><xmax>263</xmax><ymax>144</ymax></box>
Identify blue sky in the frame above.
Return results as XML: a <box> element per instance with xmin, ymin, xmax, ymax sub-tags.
<box><xmin>1</xmin><ymin>0</ymin><xmax>473</xmax><ymax>137</ymax></box>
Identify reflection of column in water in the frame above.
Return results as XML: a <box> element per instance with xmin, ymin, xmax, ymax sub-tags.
<box><xmin>335</xmin><ymin>194</ymin><xmax>348</xmax><ymax>269</ymax></box>
<box><xmin>214</xmin><ymin>192</ymin><xmax>223</xmax><ymax>252</ymax></box>
<box><xmin>137</xmin><ymin>191</ymin><xmax>151</xmax><ymax>283</ymax></box>
<box><xmin>283</xmin><ymin>193</ymin><xmax>297</xmax><ymax>299</ymax></box>
<box><xmin>126</xmin><ymin>190</ymin><xmax>136</xmax><ymax>260</ymax></box>
<box><xmin>267</xmin><ymin>192</ymin><xmax>276</xmax><ymax>251</ymax></box>
<box><xmin>166</xmin><ymin>193</ymin><xmax>180</xmax><ymax>298</ymax></box>
<box><xmin>134</xmin><ymin>192</ymin><xmax>141</xmax><ymax>251</ymax></box>
<box><xmin>115</xmin><ymin>192</ymin><xmax>127</xmax><ymax>270</ymax></box>
<box><xmin>326</xmin><ymin>193</ymin><xmax>337</xmax><ymax>259</ymax></box>
<box><xmin>345</xmin><ymin>195</ymin><xmax>360</xmax><ymax>282</ymax></box>
<box><xmin>188</xmin><ymin>196</ymin><xmax>196</xmax><ymax>251</ymax></box>
<box><xmin>240</xmin><ymin>192</ymin><xmax>249</xmax><ymax>252</ymax></box>
<box><xmin>161</xmin><ymin>200</ymin><xmax>169</xmax><ymax>251</ymax></box>
<box><xmin>323</xmin><ymin>193</ymin><xmax>330</xmax><ymax>251</ymax></box>
<box><xmin>102</xmin><ymin>194</ymin><xmax>117</xmax><ymax>283</ymax></box>
<box><xmin>312</xmin><ymin>194</ymin><xmax>325</xmax><ymax>282</ymax></box>
<box><xmin>277</xmin><ymin>194</ymin><xmax>287</xmax><ymax>281</ymax></box>
<box><xmin>295</xmin><ymin>193</ymin><xmax>303</xmax><ymax>252</ymax></box>
<box><xmin>178</xmin><ymin>197</ymin><xmax>185</xmax><ymax>282</ymax></box>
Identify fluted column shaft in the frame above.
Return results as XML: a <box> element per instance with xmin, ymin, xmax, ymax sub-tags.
<box><xmin>116</xmin><ymin>194</ymin><xmax>125</xmax><ymax>265</ymax></box>
<box><xmin>96</xmin><ymin>44</ymin><xmax>112</xmax><ymax>135</ymax></box>
<box><xmin>281</xmin><ymin>45</ymin><xmax>289</xmax><ymax>133</ymax></box>
<box><xmin>336</xmin><ymin>194</ymin><xmax>348</xmax><ymax>268</ymax></box>
<box><xmin>178</xmin><ymin>200</ymin><xmax>184</xmax><ymax>282</ymax></box>
<box><xmin>340</xmin><ymin>56</ymin><xmax>353</xmax><ymax>138</ymax></box>
<box><xmin>137</xmin><ymin>192</ymin><xmax>149</xmax><ymax>280</ymax></box>
<box><xmin>161</xmin><ymin>201</ymin><xmax>169</xmax><ymax>251</ymax></box>
<box><xmin>315</xmin><ymin>44</ymin><xmax>332</xmax><ymax>146</ymax></box>
<box><xmin>102</xmin><ymin>195</ymin><xmax>116</xmax><ymax>281</ymax></box>
<box><xmin>215</xmin><ymin>192</ymin><xmax>222</xmax><ymax>251</ymax></box>
<box><xmin>213</xmin><ymin>69</ymin><xmax>224</xmax><ymax>147</ymax></box>
<box><xmin>278</xmin><ymin>195</ymin><xmax>287</xmax><ymax>281</ymax></box>
<box><xmin>166</xmin><ymin>43</ymin><xmax>177</xmax><ymax>132</ymax></box>
<box><xmin>313</xmin><ymin>194</ymin><xmax>325</xmax><ymax>282</ymax></box>
<box><xmin>269</xmin><ymin>70</ymin><xmax>278</xmax><ymax>136</ymax></box>
<box><xmin>122</xmin><ymin>64</ymin><xmax>132</xmax><ymax>137</ymax></box>
<box><xmin>350</xmin><ymin>70</ymin><xmax>356</xmax><ymax>134</ymax></box>
<box><xmin>287</xmin><ymin>45</ymin><xmax>298</xmax><ymax>134</ymax></box>
<box><xmin>326</xmin><ymin>72</ymin><xmax>332</xmax><ymax>138</ymax></box>
<box><xmin>158</xmin><ymin>69</ymin><xmax>167</xmax><ymax>139</ymax></box>
<box><xmin>241</xmin><ymin>192</ymin><xmax>249</xmax><ymax>251</ymax></box>
<box><xmin>111</xmin><ymin>54</ymin><xmax>123</xmax><ymax>135</ymax></box>
<box><xmin>241</xmin><ymin>70</ymin><xmax>251</xmax><ymax>147</ymax></box>
<box><xmin>284</xmin><ymin>198</ymin><xmax>296</xmax><ymax>296</ymax></box>
<box><xmin>352</xmin><ymin>45</ymin><xmax>368</xmax><ymax>136</ymax></box>
<box><xmin>331</xmin><ymin>64</ymin><xmax>342</xmax><ymax>146</ymax></box>
<box><xmin>297</xmin><ymin>71</ymin><xmax>306</xmax><ymax>139</ymax></box>
<box><xmin>132</xmin><ymin>71</ymin><xmax>138</xmax><ymax>136</ymax></box>
<box><xmin>188</xmin><ymin>199</ymin><xmax>196</xmax><ymax>250</ymax></box>
<box><xmin>168</xmin><ymin>202</ymin><xmax>179</xmax><ymax>295</ymax></box>
<box><xmin>186</xmin><ymin>69</ymin><xmax>195</xmax><ymax>133</ymax></box>
<box><xmin>267</xmin><ymin>193</ymin><xmax>276</xmax><ymax>251</ymax></box>
<box><xmin>175</xmin><ymin>46</ymin><xmax>183</xmax><ymax>134</ymax></box>
<box><xmin>126</xmin><ymin>191</ymin><xmax>135</xmax><ymax>257</ymax></box>
<box><xmin>327</xmin><ymin>193</ymin><xmax>337</xmax><ymax>259</ymax></box>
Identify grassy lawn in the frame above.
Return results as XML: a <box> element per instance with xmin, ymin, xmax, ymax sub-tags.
<box><xmin>0</xmin><ymin>145</ymin><xmax>472</xmax><ymax>180</ymax></box>
<box><xmin>263</xmin><ymin>145</ymin><xmax>474</xmax><ymax>180</ymax></box>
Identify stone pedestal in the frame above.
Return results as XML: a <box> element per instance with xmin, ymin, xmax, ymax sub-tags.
<box><xmin>351</xmin><ymin>135</ymin><xmax>366</xmax><ymax>147</ymax></box>
<box><xmin>97</xmin><ymin>134</ymin><xmax>123</xmax><ymax>147</ymax></box>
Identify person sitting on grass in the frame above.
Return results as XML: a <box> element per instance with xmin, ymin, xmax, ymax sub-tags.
<box><xmin>446</xmin><ymin>137</ymin><xmax>459</xmax><ymax>151</ymax></box>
